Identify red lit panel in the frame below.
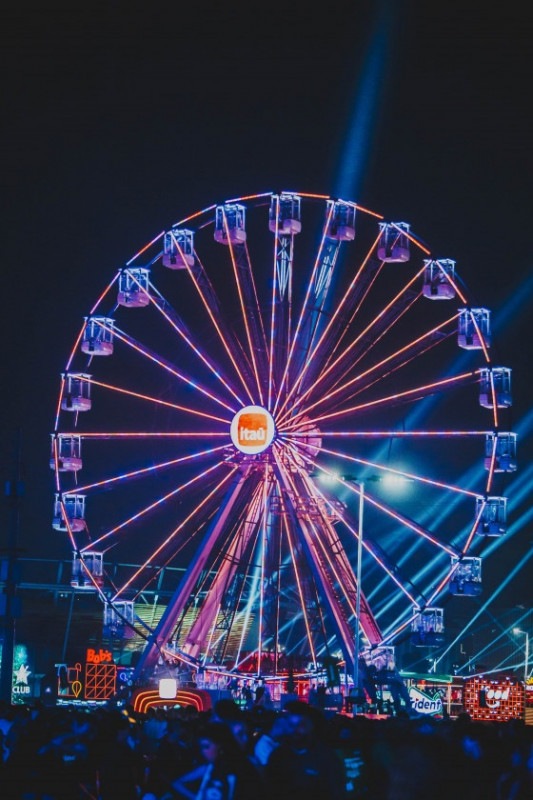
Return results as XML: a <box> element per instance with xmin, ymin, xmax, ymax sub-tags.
<box><xmin>85</xmin><ymin>663</ymin><xmax>117</xmax><ymax>701</ymax></box>
<box><xmin>464</xmin><ymin>678</ymin><xmax>524</xmax><ymax>722</ymax></box>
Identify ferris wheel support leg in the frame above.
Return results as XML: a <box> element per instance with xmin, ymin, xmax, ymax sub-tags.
<box><xmin>132</xmin><ymin>467</ymin><xmax>257</xmax><ymax>684</ymax></box>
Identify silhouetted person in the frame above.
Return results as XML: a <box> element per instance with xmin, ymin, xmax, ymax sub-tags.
<box><xmin>265</xmin><ymin>701</ymin><xmax>346</xmax><ymax>800</ymax></box>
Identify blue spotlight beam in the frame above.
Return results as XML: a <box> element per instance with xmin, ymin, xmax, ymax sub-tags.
<box><xmin>334</xmin><ymin>2</ymin><xmax>396</xmax><ymax>200</ymax></box>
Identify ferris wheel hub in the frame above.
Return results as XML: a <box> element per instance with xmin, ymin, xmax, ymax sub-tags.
<box><xmin>230</xmin><ymin>405</ymin><xmax>275</xmax><ymax>454</ymax></box>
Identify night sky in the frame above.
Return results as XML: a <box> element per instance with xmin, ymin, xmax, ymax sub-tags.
<box><xmin>2</xmin><ymin>1</ymin><xmax>532</xmax><ymax>664</ymax></box>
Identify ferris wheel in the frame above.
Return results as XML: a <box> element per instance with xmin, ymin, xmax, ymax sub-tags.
<box><xmin>50</xmin><ymin>190</ymin><xmax>515</xmax><ymax>683</ymax></box>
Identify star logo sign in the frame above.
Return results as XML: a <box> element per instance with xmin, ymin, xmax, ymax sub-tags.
<box><xmin>14</xmin><ymin>664</ymin><xmax>31</xmax><ymax>685</ymax></box>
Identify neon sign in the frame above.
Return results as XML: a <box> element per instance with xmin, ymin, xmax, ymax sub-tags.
<box><xmin>56</xmin><ymin>649</ymin><xmax>117</xmax><ymax>701</ymax></box>
<box><xmin>464</xmin><ymin>677</ymin><xmax>524</xmax><ymax>721</ymax></box>
<box><xmin>86</xmin><ymin>647</ymin><xmax>113</xmax><ymax>664</ymax></box>
<box><xmin>409</xmin><ymin>685</ymin><xmax>444</xmax><ymax>716</ymax></box>
<box><xmin>11</xmin><ymin>644</ymin><xmax>32</xmax><ymax>703</ymax></box>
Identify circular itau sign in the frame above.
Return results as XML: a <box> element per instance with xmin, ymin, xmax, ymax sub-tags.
<box><xmin>230</xmin><ymin>405</ymin><xmax>275</xmax><ymax>454</ymax></box>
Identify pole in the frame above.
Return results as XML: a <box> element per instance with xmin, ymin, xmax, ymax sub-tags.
<box><xmin>61</xmin><ymin>591</ymin><xmax>76</xmax><ymax>663</ymax></box>
<box><xmin>353</xmin><ymin>481</ymin><xmax>364</xmax><ymax>709</ymax></box>
<box><xmin>0</xmin><ymin>429</ymin><xmax>24</xmax><ymax>704</ymax></box>
<box><xmin>525</xmin><ymin>633</ymin><xmax>529</xmax><ymax>685</ymax></box>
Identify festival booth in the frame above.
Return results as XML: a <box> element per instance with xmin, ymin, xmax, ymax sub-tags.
<box><xmin>463</xmin><ymin>676</ymin><xmax>525</xmax><ymax>722</ymax></box>
<box><xmin>525</xmin><ymin>679</ymin><xmax>533</xmax><ymax>725</ymax></box>
<box><xmin>402</xmin><ymin>672</ymin><xmax>464</xmax><ymax>718</ymax></box>
<box><xmin>404</xmin><ymin>674</ymin><xmax>529</xmax><ymax>722</ymax></box>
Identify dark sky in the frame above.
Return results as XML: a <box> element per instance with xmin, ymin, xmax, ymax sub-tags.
<box><xmin>2</xmin><ymin>1</ymin><xmax>532</xmax><ymax>620</ymax></box>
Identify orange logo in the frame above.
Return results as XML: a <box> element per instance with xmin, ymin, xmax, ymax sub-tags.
<box><xmin>238</xmin><ymin>412</ymin><xmax>267</xmax><ymax>445</ymax></box>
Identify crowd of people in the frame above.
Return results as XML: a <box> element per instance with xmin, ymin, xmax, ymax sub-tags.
<box><xmin>0</xmin><ymin>695</ymin><xmax>532</xmax><ymax>799</ymax></box>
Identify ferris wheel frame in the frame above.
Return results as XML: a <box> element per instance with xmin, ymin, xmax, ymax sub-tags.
<box><xmin>50</xmin><ymin>190</ymin><xmax>515</xmax><ymax>685</ymax></box>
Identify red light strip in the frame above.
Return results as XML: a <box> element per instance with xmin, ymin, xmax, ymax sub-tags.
<box><xmin>109</xmin><ymin>324</ymin><xmax>237</xmax><ymax>414</ymax></box>
<box><xmin>433</xmin><ymin>259</ymin><xmax>467</xmax><ymax>304</ymax></box>
<box><xmin>173</xmin><ymin>203</ymin><xmax>217</xmax><ymax>227</ymax></box>
<box><xmin>60</xmin><ymin>431</ymin><xmax>228</xmax><ymax>438</ymax></box>
<box><xmin>309</xmin><ymin>371</ymin><xmax>483</xmax><ymax>425</ymax></box>
<box><xmin>274</xmin><ymin>203</ymin><xmax>336</xmax><ymax>416</ymax></box>
<box><xmin>222</xmin><ymin>209</ymin><xmax>265</xmax><ymax>405</ymax></box>
<box><xmin>267</xmin><ymin>194</ymin><xmax>281</xmax><ymax>412</ymax></box>
<box><xmin>136</xmin><ymin>276</ymin><xmax>246</xmax><ymax>409</ymax></box>
<box><xmin>125</xmin><ymin>231</ymin><xmax>165</xmax><ymax>265</ymax></box>
<box><xmin>318</xmin><ymin>262</ymin><xmax>427</xmax><ymax>382</ymax></box>
<box><xmin>279</xmin><ymin>266</ymin><xmax>433</xmax><ymax>425</ymax></box>
<box><xmin>280</xmin><ymin>495</ymin><xmax>318</xmax><ymax>668</ymax></box>
<box><xmin>110</xmin><ymin>466</ymin><xmax>237</xmax><ymax>599</ymax></box>
<box><xmin>186</xmin><ymin>251</ymin><xmax>255</xmax><ymax>404</ymax></box>
<box><xmin>461</xmin><ymin>500</ymin><xmax>486</xmax><ymax>554</ymax></box>
<box><xmin>314</xmin><ymin>444</ymin><xmax>480</xmax><ymax>497</ymax></box>
<box><xmin>278</xmin><ymin>231</ymin><xmax>383</xmax><ymax>421</ymax></box>
<box><xmin>64</xmin><ymin>274</ymin><xmax>121</xmax><ymax>374</ymax></box>
<box><xmin>76</xmin><ymin>374</ymin><xmax>230</xmax><ymax>424</ymax></box>
<box><xmin>72</xmin><ymin>443</ymin><xmax>228</xmax><ymax>494</ymax></box>
<box><xmin>86</xmin><ymin>458</ymin><xmax>229</xmax><ymax>551</ymax></box>
<box><xmin>272</xmin><ymin>448</ymin><xmax>324</xmax><ymax>662</ymax></box>
<box><xmin>282</xmin><ymin>444</ymin><xmax>421</xmax><ymax>605</ymax></box>
<box><xmin>280</xmin><ymin>313</ymin><xmax>461</xmax><ymax>428</ymax></box>
<box><xmin>133</xmin><ymin>690</ymin><xmax>207</xmax><ymax>713</ymax></box>
<box><xmin>390</xmin><ymin>222</ymin><xmax>431</xmax><ymax>256</ymax></box>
